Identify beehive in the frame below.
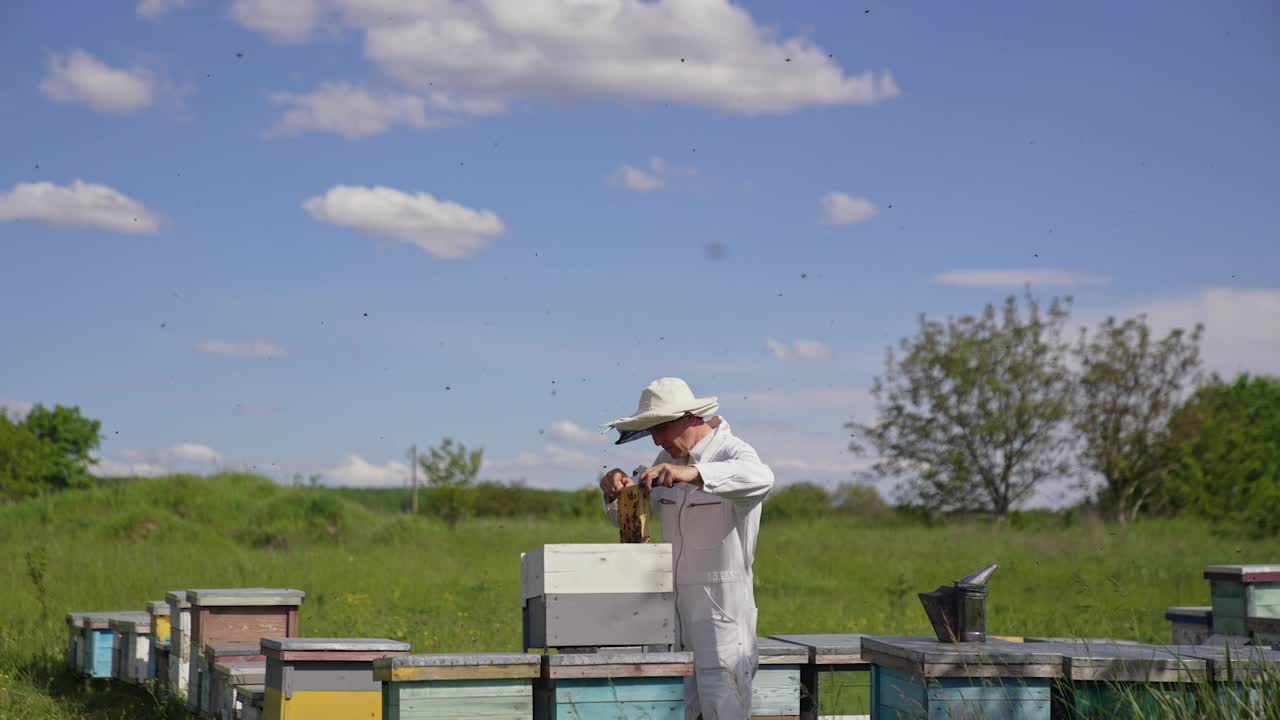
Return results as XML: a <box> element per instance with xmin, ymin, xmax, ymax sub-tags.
<box><xmin>768</xmin><ymin>633</ymin><xmax>872</xmax><ymax>718</ymax></box>
<box><xmin>237</xmin><ymin>684</ymin><xmax>266</xmax><ymax>720</ymax></box>
<box><xmin>209</xmin><ymin>661</ymin><xmax>267</xmax><ymax>720</ymax></box>
<box><xmin>186</xmin><ymin>587</ymin><xmax>303</xmax><ymax>712</ymax></box>
<box><xmin>520</xmin><ymin>543</ymin><xmax>674</xmax><ymax>650</ymax></box>
<box><xmin>197</xmin><ymin>643</ymin><xmax>265</xmax><ymax>716</ymax></box>
<box><xmin>536</xmin><ymin>650</ymin><xmax>693</xmax><ymax>720</ymax></box>
<box><xmin>1250</xmin><ymin>616</ymin><xmax>1280</xmax><ymax>648</ymax></box>
<box><xmin>110</xmin><ymin>615</ymin><xmax>152</xmax><ymax>684</ymax></box>
<box><xmin>81</xmin><ymin>611</ymin><xmax>150</xmax><ymax>679</ymax></box>
<box><xmin>375</xmin><ymin>653</ymin><xmax>541</xmax><ymax>720</ymax></box>
<box><xmin>261</xmin><ymin>637</ymin><xmax>410</xmax><ymax>720</ymax></box>
<box><xmin>1204</xmin><ymin>564</ymin><xmax>1280</xmax><ymax>636</ymax></box>
<box><xmin>154</xmin><ymin>643</ymin><xmax>171</xmax><ymax>689</ymax></box>
<box><xmin>65</xmin><ymin>613</ymin><xmax>91</xmax><ymax>673</ymax></box>
<box><xmin>167</xmin><ymin>590</ymin><xmax>194</xmax><ymax>697</ymax></box>
<box><xmin>147</xmin><ymin>599</ymin><xmax>171</xmax><ymax>683</ymax></box>
<box><xmin>1165</xmin><ymin>606</ymin><xmax>1213</xmax><ymax>646</ymax></box>
<box><xmin>863</xmin><ymin>636</ymin><xmax>1059</xmax><ymax>720</ymax></box>
<box><xmin>1038</xmin><ymin>640</ymin><xmax>1208</xmax><ymax>719</ymax></box>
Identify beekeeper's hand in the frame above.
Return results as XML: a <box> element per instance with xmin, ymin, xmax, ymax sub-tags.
<box><xmin>638</xmin><ymin>463</ymin><xmax>700</xmax><ymax>489</ymax></box>
<box><xmin>599</xmin><ymin>468</ymin><xmax>632</xmax><ymax>502</ymax></box>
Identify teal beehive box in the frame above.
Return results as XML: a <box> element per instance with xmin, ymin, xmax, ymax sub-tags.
<box><xmin>375</xmin><ymin>652</ymin><xmax>541</xmax><ymax>720</ymax></box>
<box><xmin>1204</xmin><ymin>565</ymin><xmax>1280</xmax><ymax>636</ymax></box>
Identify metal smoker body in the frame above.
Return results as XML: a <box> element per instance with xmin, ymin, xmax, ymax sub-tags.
<box><xmin>918</xmin><ymin>564</ymin><xmax>998</xmax><ymax>643</ymax></box>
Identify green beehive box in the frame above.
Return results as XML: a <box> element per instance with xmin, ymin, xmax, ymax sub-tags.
<box><xmin>537</xmin><ymin>650</ymin><xmax>693</xmax><ymax>720</ymax></box>
<box><xmin>375</xmin><ymin>652</ymin><xmax>541</xmax><ymax>720</ymax></box>
<box><xmin>1039</xmin><ymin>640</ymin><xmax>1208</xmax><ymax>719</ymax></box>
<box><xmin>1204</xmin><ymin>564</ymin><xmax>1280</xmax><ymax>636</ymax></box>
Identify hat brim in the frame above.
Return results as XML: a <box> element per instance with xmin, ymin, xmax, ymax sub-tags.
<box><xmin>607</xmin><ymin>398</ymin><xmax>719</xmax><ymax>444</ymax></box>
<box><xmin>614</xmin><ymin>428</ymin><xmax>653</xmax><ymax>445</ymax></box>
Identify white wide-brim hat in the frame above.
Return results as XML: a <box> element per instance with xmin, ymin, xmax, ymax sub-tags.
<box><xmin>603</xmin><ymin>377</ymin><xmax>719</xmax><ymax>445</ymax></box>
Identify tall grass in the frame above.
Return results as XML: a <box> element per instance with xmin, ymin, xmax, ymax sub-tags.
<box><xmin>1</xmin><ymin>473</ymin><xmax>1275</xmax><ymax>719</ymax></box>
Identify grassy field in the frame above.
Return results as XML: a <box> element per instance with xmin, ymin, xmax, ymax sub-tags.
<box><xmin>0</xmin><ymin>473</ymin><xmax>1274</xmax><ymax>718</ymax></box>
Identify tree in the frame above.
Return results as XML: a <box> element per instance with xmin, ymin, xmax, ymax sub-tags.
<box><xmin>20</xmin><ymin>404</ymin><xmax>101</xmax><ymax>490</ymax></box>
<box><xmin>1164</xmin><ymin>374</ymin><xmax>1280</xmax><ymax>537</ymax></box>
<box><xmin>0</xmin><ymin>416</ymin><xmax>54</xmax><ymax>500</ymax></box>
<box><xmin>418</xmin><ymin>438</ymin><xmax>482</xmax><ymax>527</ymax></box>
<box><xmin>849</xmin><ymin>291</ymin><xmax>1075</xmax><ymax>520</ymax></box>
<box><xmin>1073</xmin><ymin>316</ymin><xmax>1203</xmax><ymax>522</ymax></box>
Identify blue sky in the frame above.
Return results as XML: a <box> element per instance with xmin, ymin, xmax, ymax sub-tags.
<box><xmin>2</xmin><ymin>1</ymin><xmax>1277</xmax><ymax>505</ymax></box>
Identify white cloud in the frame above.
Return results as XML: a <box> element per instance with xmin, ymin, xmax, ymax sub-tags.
<box><xmin>0</xmin><ymin>180</ymin><xmax>161</xmax><ymax>234</ymax></box>
<box><xmin>609</xmin><ymin>157</ymin><xmax>692</xmax><ymax>192</ymax></box>
<box><xmin>92</xmin><ymin>458</ymin><xmax>170</xmax><ymax>478</ymax></box>
<box><xmin>235</xmin><ymin>0</ymin><xmax>900</xmax><ymax>115</ymax></box>
<box><xmin>230</xmin><ymin>0</ymin><xmax>324</xmax><ymax>43</ymax></box>
<box><xmin>40</xmin><ymin>49</ymin><xmax>155</xmax><ymax>114</ymax></box>
<box><xmin>303</xmin><ymin>185</ymin><xmax>506</xmax><ymax>259</ymax></box>
<box><xmin>322</xmin><ymin>454</ymin><xmax>410</xmax><ymax>487</ymax></box>
<box><xmin>267</xmin><ymin>82</ymin><xmax>438</xmax><ymax>138</ymax></box>
<box><xmin>1096</xmin><ymin>287</ymin><xmax>1280</xmax><ymax>377</ymax></box>
<box><xmin>935</xmin><ymin>268</ymin><xmax>1111</xmax><ymax>289</ymax></box>
<box><xmin>193</xmin><ymin>339</ymin><xmax>287</xmax><ymax>358</ymax></box>
<box><xmin>0</xmin><ymin>400</ymin><xmax>34</xmax><ymax>421</ymax></box>
<box><xmin>547</xmin><ymin>420</ymin><xmax>607</xmax><ymax>445</ymax></box>
<box><xmin>821</xmin><ymin>192</ymin><xmax>879</xmax><ymax>225</ymax></box>
<box><xmin>765</xmin><ymin>338</ymin><xmax>832</xmax><ymax>360</ymax></box>
<box><xmin>170</xmin><ymin>443</ymin><xmax>221</xmax><ymax>464</ymax></box>
<box><xmin>137</xmin><ymin>0</ymin><xmax>192</xmax><ymax>19</ymax></box>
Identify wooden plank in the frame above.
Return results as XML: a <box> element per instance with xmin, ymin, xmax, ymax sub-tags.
<box><xmin>274</xmin><ymin>650</ymin><xmax>410</xmax><ymax>662</ymax></box>
<box><xmin>387</xmin><ymin>664</ymin><xmax>541</xmax><ymax>682</ymax></box>
<box><xmin>617</xmin><ymin>484</ymin><xmax>651</xmax><ymax>544</ymax></box>
<box><xmin>195</xmin><ymin>606</ymin><xmax>291</xmax><ymax>646</ymax></box>
<box><xmin>751</xmin><ymin>666</ymin><xmax>800</xmax><ymax>716</ymax></box>
<box><xmin>394</xmin><ymin>693</ymin><xmax>532</xmax><ymax>720</ymax></box>
<box><xmin>550</xmin><ymin>701</ymin><xmax>683</xmax><ymax>719</ymax></box>
<box><xmin>541</xmin><ymin>592</ymin><xmax>675</xmax><ymax>648</ymax></box>
<box><xmin>547</xmin><ymin>663</ymin><xmax>694</xmax><ymax>680</ymax></box>
<box><xmin>262</xmin><ymin>637</ymin><xmax>409</xmax><ymax>653</ymax></box>
<box><xmin>187</xmin><ymin>588</ymin><xmax>305</xmax><ymax>606</ymax></box>
<box><xmin>521</xmin><ymin>544</ymin><xmax>673</xmax><ymax>600</ymax></box>
<box><xmin>1203</xmin><ymin>564</ymin><xmax>1280</xmax><ymax>583</ymax></box>
<box><xmin>394</xmin><ymin>678</ymin><xmax>532</xmax><ymax>699</ymax></box>
<box><xmin>554</xmin><ymin>677</ymin><xmax>683</xmax><ymax>704</ymax></box>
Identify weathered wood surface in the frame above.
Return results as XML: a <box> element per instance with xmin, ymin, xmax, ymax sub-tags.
<box><xmin>209</xmin><ymin>661</ymin><xmax>266</xmax><ymax>720</ymax></box>
<box><xmin>767</xmin><ymin>634</ymin><xmax>870</xmax><ymax>666</ymax></box>
<box><xmin>374</xmin><ymin>653</ymin><xmax>540</xmax><ymax>682</ymax></box>
<box><xmin>194</xmin><ymin>606</ymin><xmax>298</xmax><ymax>646</ymax></box>
<box><xmin>187</xmin><ymin>587</ymin><xmax>305</xmax><ymax>606</ymax></box>
<box><xmin>1203</xmin><ymin>564</ymin><xmax>1280</xmax><ymax>583</ymax></box>
<box><xmin>617</xmin><ymin>484</ymin><xmax>651</xmax><ymax>544</ymax></box>
<box><xmin>520</xmin><ymin>544</ymin><xmax>673</xmax><ymax>600</ymax></box>
<box><xmin>385</xmin><ymin>678</ymin><xmax>533</xmax><ymax>720</ymax></box>
<box><xmin>546</xmin><ymin>663</ymin><xmax>694</xmax><ymax>680</ymax></box>
<box><xmin>757</xmin><ymin>637</ymin><xmax>808</xmax><ymax>665</ymax></box>
<box><xmin>1251</xmin><ymin>616</ymin><xmax>1280</xmax><ymax>647</ymax></box>
<box><xmin>546</xmin><ymin>651</ymin><xmax>690</xmax><ymax>667</ymax></box>
<box><xmin>1165</xmin><ymin>643</ymin><xmax>1280</xmax><ymax>680</ymax></box>
<box><xmin>261</xmin><ymin>637</ymin><xmax>410</xmax><ymax>653</ymax></box>
<box><xmin>862</xmin><ymin>636</ymin><xmax>1063</xmax><ymax>679</ymax></box>
<box><xmin>205</xmin><ymin>641</ymin><xmax>264</xmax><ymax>662</ymax></box>
<box><xmin>752</xmin><ymin>666</ymin><xmax>800</xmax><ymax>716</ymax></box>
<box><xmin>542</xmin><ymin>676</ymin><xmax>685</xmax><ymax>720</ymax></box>
<box><xmin>524</xmin><ymin>592</ymin><xmax>675</xmax><ymax>649</ymax></box>
<box><xmin>1032</xmin><ymin>641</ymin><xmax>1207</xmax><ymax>683</ymax></box>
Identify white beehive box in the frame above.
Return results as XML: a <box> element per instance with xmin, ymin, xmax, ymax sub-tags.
<box><xmin>520</xmin><ymin>543</ymin><xmax>674</xmax><ymax>650</ymax></box>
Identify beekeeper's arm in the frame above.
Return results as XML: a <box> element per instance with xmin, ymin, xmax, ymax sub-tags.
<box><xmin>693</xmin><ymin>441</ymin><xmax>775</xmax><ymax>505</ymax></box>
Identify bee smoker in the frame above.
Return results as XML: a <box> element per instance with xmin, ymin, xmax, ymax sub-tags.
<box><xmin>918</xmin><ymin>564</ymin><xmax>998</xmax><ymax>643</ymax></box>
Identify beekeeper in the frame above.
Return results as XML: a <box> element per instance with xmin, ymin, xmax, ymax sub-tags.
<box><xmin>599</xmin><ymin>377</ymin><xmax>775</xmax><ymax>720</ymax></box>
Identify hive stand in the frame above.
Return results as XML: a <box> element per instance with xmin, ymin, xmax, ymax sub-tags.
<box><xmin>261</xmin><ymin>637</ymin><xmax>410</xmax><ymax>720</ymax></box>
<box><xmin>110</xmin><ymin>615</ymin><xmax>152</xmax><ymax>684</ymax></box>
<box><xmin>166</xmin><ymin>590</ymin><xmax>193</xmax><ymax>697</ymax></box>
<box><xmin>536</xmin><ymin>650</ymin><xmax>694</xmax><ymax>720</ymax></box>
<box><xmin>861</xmin><ymin>636</ymin><xmax>1061</xmax><ymax>720</ymax></box>
<box><xmin>1203</xmin><ymin>564</ymin><xmax>1280</xmax><ymax>636</ymax></box>
<box><xmin>768</xmin><ymin>634</ymin><xmax>872</xmax><ymax>720</ymax></box>
<box><xmin>375</xmin><ymin>652</ymin><xmax>542</xmax><ymax>720</ymax></box>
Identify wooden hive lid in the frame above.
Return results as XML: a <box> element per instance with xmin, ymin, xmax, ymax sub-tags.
<box><xmin>187</xmin><ymin>588</ymin><xmax>305</xmax><ymax>606</ymax></box>
<box><xmin>1165</xmin><ymin>606</ymin><xmax>1212</xmax><ymax>622</ymax></box>
<box><xmin>1032</xmin><ymin>641</ymin><xmax>1207</xmax><ymax>682</ymax></box>
<box><xmin>109</xmin><ymin>616</ymin><xmax>151</xmax><ymax>634</ymax></box>
<box><xmin>235</xmin><ymin>684</ymin><xmax>265</xmax><ymax>701</ymax></box>
<box><xmin>261</xmin><ymin>637</ymin><xmax>408</xmax><ymax>652</ymax></box>
<box><xmin>165</xmin><ymin>590</ymin><xmax>192</xmax><ymax>608</ymax></box>
<box><xmin>213</xmin><ymin>660</ymin><xmax>267</xmax><ymax>683</ymax></box>
<box><xmin>147</xmin><ymin>600</ymin><xmax>171</xmax><ymax>616</ymax></box>
<box><xmin>768</xmin><ymin>633</ymin><xmax>868</xmax><ymax>662</ymax></box>
<box><xmin>756</xmin><ymin>637</ymin><xmax>809</xmax><ymax>664</ymax></box>
<box><xmin>84</xmin><ymin>611</ymin><xmax>150</xmax><ymax>629</ymax></box>
<box><xmin>1203</xmin><ymin>564</ymin><xmax>1280</xmax><ymax>582</ymax></box>
<box><xmin>545</xmin><ymin>650</ymin><xmax>694</xmax><ymax>679</ymax></box>
<box><xmin>205</xmin><ymin>642</ymin><xmax>262</xmax><ymax>659</ymax></box>
<box><xmin>1024</xmin><ymin>637</ymin><xmax>1139</xmax><ymax>644</ymax></box>
<box><xmin>372</xmin><ymin>653</ymin><xmax>542</xmax><ymax>682</ymax></box>
<box><xmin>861</xmin><ymin>636</ymin><xmax>1064</xmax><ymax>678</ymax></box>
<box><xmin>66</xmin><ymin>612</ymin><xmax>93</xmax><ymax>627</ymax></box>
<box><xmin>1166</xmin><ymin>643</ymin><xmax>1280</xmax><ymax>680</ymax></box>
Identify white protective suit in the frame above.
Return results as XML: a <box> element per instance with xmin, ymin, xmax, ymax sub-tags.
<box><xmin>605</xmin><ymin>416</ymin><xmax>775</xmax><ymax>720</ymax></box>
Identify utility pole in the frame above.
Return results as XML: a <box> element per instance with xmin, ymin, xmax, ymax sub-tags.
<box><xmin>410</xmin><ymin>444</ymin><xmax>419</xmax><ymax>514</ymax></box>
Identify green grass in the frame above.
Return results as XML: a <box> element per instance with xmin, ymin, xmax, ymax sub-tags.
<box><xmin>1</xmin><ymin>473</ymin><xmax>1275</xmax><ymax>718</ymax></box>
